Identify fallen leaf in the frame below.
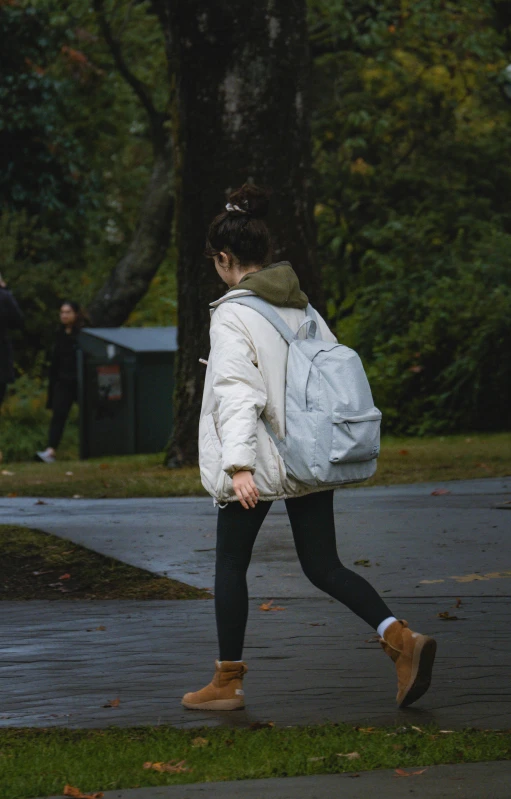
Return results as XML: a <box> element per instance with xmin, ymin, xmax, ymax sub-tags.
<box><xmin>7</xmin><ymin>492</ymin><xmax>17</xmax><ymax>498</ymax></box>
<box><xmin>87</xmin><ymin>625</ymin><xmax>107</xmax><ymax>632</ymax></box>
<box><xmin>437</xmin><ymin>611</ymin><xmax>459</xmax><ymax>621</ymax></box>
<box><xmin>439</xmin><ymin>730</ymin><xmax>454</xmax><ymax>734</ymax></box>
<box><xmin>408</xmin><ymin>365</ymin><xmax>424</xmax><ymax>373</ymax></box>
<box><xmin>450</xmin><ymin>573</ymin><xmax>487</xmax><ymax>583</ymax></box>
<box><xmin>249</xmin><ymin>721</ymin><xmax>274</xmax><ymax>730</ymax></box>
<box><xmin>103</xmin><ymin>698</ymin><xmax>120</xmax><ymax>708</ymax></box>
<box><xmin>59</xmin><ymin>573</ymin><xmax>71</xmax><ymax>580</ymax></box>
<box><xmin>431</xmin><ymin>489</ymin><xmax>451</xmax><ymax>496</ymax></box>
<box><xmin>63</xmin><ymin>785</ymin><xmax>103</xmax><ymax>798</ymax></box>
<box><xmin>309</xmin><ymin>622</ymin><xmax>326</xmax><ymax>627</ymax></box>
<box><xmin>192</xmin><ymin>737</ymin><xmax>209</xmax><ymax>747</ymax></box>
<box><xmin>308</xmin><ymin>756</ymin><xmax>325</xmax><ymax>762</ymax></box>
<box><xmin>72</xmin><ymin>494</ymin><xmax>82</xmax><ymax>499</ymax></box>
<box><xmin>354</xmin><ymin>559</ymin><xmax>371</xmax><ymax>567</ymax></box>
<box><xmin>398</xmin><ymin>449</ymin><xmax>409</xmax><ymax>456</ymax></box>
<box><xmin>1</xmin><ymin>470</ymin><xmax>14</xmax><ymax>476</ymax></box>
<box><xmin>143</xmin><ymin>760</ymin><xmax>190</xmax><ymax>774</ymax></box>
<box><xmin>394</xmin><ymin>768</ymin><xmax>427</xmax><ymax>777</ymax></box>
<box><xmin>65</xmin><ymin>471</ymin><xmax>74</xmax><ymax>476</ymax></box>
<box><xmin>99</xmin><ymin>463</ymin><xmax>109</xmax><ymax>470</ymax></box>
<box><xmin>357</xmin><ymin>727</ymin><xmax>377</xmax><ymax>733</ymax></box>
<box><xmin>420</xmin><ymin>579</ymin><xmax>445</xmax><ymax>584</ymax></box>
<box><xmin>392</xmin><ymin>744</ymin><xmax>404</xmax><ymax>751</ymax></box>
<box><xmin>259</xmin><ymin>600</ymin><xmax>285</xmax><ymax>611</ymax></box>
<box><xmin>365</xmin><ymin>635</ymin><xmax>380</xmax><ymax>643</ymax></box>
<box><xmin>34</xmin><ymin>499</ymin><xmax>47</xmax><ymax>505</ymax></box>
<box><xmin>336</xmin><ymin>751</ymin><xmax>360</xmax><ymax>760</ymax></box>
<box><xmin>454</xmin><ymin>598</ymin><xmax>462</xmax><ymax>608</ymax></box>
<box><xmin>481</xmin><ymin>571</ymin><xmax>511</xmax><ymax>579</ymax></box>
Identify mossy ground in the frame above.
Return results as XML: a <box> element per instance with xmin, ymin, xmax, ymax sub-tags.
<box><xmin>0</xmin><ymin>524</ymin><xmax>211</xmax><ymax>600</ymax></box>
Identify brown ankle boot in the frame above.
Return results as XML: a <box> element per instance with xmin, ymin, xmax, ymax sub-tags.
<box><xmin>182</xmin><ymin>660</ymin><xmax>247</xmax><ymax>711</ymax></box>
<box><xmin>380</xmin><ymin>620</ymin><xmax>437</xmax><ymax>708</ymax></box>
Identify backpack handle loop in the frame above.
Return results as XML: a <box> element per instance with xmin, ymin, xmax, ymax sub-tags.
<box><xmin>296</xmin><ymin>317</ymin><xmax>317</xmax><ymax>339</ymax></box>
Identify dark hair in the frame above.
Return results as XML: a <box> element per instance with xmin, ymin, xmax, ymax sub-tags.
<box><xmin>205</xmin><ymin>184</ymin><xmax>272</xmax><ymax>266</ymax></box>
<box><xmin>60</xmin><ymin>300</ymin><xmax>87</xmax><ymax>329</ymax></box>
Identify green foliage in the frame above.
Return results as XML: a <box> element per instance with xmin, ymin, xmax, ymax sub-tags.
<box><xmin>2</xmin><ymin>0</ymin><xmax>510</xmax><ymax>438</ymax></box>
<box><xmin>0</xmin><ymin>0</ymin><xmax>170</xmax><ymax>369</ymax></box>
<box><xmin>310</xmin><ymin>0</ymin><xmax>511</xmax><ymax>432</ymax></box>
<box><xmin>0</xmin><ymin>371</ymin><xmax>78</xmax><ymax>462</ymax></box>
<box><xmin>0</xmin><ymin>2</ymin><xmax>96</xmax><ymax>220</ymax></box>
<box><xmin>351</xmin><ymin>237</ymin><xmax>511</xmax><ymax>433</ymax></box>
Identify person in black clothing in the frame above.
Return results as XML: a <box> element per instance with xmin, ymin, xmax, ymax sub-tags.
<box><xmin>36</xmin><ymin>301</ymin><xmax>85</xmax><ymax>463</ymax></box>
<box><xmin>0</xmin><ymin>273</ymin><xmax>24</xmax><ymax>408</ymax></box>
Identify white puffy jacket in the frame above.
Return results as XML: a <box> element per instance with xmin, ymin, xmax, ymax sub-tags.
<box><xmin>198</xmin><ymin>288</ymin><xmax>338</xmax><ymax>504</ymax></box>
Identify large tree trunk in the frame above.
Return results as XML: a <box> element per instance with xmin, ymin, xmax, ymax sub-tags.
<box><xmin>87</xmin><ymin>144</ymin><xmax>173</xmax><ymax>326</ymax></box>
<box><xmin>161</xmin><ymin>0</ymin><xmax>318</xmax><ymax>465</ymax></box>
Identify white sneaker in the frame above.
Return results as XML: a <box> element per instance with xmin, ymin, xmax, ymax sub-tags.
<box><xmin>36</xmin><ymin>451</ymin><xmax>56</xmax><ymax>464</ymax></box>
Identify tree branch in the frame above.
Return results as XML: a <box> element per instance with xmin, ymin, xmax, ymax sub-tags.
<box><xmin>93</xmin><ymin>0</ymin><xmax>165</xmax><ymax>150</ymax></box>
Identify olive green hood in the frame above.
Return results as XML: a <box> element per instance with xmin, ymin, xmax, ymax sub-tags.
<box><xmin>229</xmin><ymin>261</ymin><xmax>308</xmax><ymax>309</ymax></box>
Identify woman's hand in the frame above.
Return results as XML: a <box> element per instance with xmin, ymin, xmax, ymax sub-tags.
<box><xmin>232</xmin><ymin>470</ymin><xmax>259</xmax><ymax>510</ymax></box>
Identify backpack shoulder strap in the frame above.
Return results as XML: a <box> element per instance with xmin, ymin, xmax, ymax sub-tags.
<box><xmin>306</xmin><ymin>304</ymin><xmax>319</xmax><ymax>327</ymax></box>
<box><xmin>224</xmin><ymin>295</ymin><xmax>297</xmax><ymax>345</ymax></box>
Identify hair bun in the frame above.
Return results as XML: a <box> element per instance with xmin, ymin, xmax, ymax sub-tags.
<box><xmin>227</xmin><ymin>183</ymin><xmax>271</xmax><ymax>219</ymax></box>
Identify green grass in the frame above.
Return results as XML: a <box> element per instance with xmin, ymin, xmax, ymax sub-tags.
<box><xmin>0</xmin><ymin>525</ymin><xmax>211</xmax><ymax>600</ymax></box>
<box><xmin>0</xmin><ymin>433</ymin><xmax>510</xmax><ymax>498</ymax></box>
<box><xmin>1</xmin><ymin>724</ymin><xmax>510</xmax><ymax>799</ymax></box>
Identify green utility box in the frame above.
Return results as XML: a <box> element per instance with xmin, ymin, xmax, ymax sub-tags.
<box><xmin>77</xmin><ymin>327</ymin><xmax>178</xmax><ymax>459</ymax></box>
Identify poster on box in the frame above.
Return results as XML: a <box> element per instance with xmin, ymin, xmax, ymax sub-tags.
<box><xmin>97</xmin><ymin>364</ymin><xmax>122</xmax><ymax>401</ymax></box>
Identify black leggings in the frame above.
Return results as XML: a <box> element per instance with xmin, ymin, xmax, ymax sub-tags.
<box><xmin>215</xmin><ymin>489</ymin><xmax>394</xmax><ymax>661</ymax></box>
<box><xmin>49</xmin><ymin>381</ymin><xmax>77</xmax><ymax>449</ymax></box>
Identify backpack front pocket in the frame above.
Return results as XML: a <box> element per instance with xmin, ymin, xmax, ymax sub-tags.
<box><xmin>329</xmin><ymin>408</ymin><xmax>382</xmax><ymax>464</ymax></box>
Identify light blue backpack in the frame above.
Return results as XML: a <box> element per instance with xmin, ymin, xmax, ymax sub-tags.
<box><xmin>226</xmin><ymin>295</ymin><xmax>382</xmax><ymax>486</ymax></box>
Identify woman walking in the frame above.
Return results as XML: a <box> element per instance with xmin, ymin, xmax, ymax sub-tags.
<box><xmin>182</xmin><ymin>185</ymin><xmax>436</xmax><ymax>712</ymax></box>
<box><xmin>36</xmin><ymin>301</ymin><xmax>85</xmax><ymax>463</ymax></box>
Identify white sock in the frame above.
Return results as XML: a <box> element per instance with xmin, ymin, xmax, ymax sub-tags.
<box><xmin>377</xmin><ymin>616</ymin><xmax>398</xmax><ymax>638</ymax></box>
<box><xmin>218</xmin><ymin>660</ymin><xmax>243</xmax><ymax>665</ymax></box>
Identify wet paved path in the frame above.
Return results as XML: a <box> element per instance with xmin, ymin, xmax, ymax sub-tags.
<box><xmin>39</xmin><ymin>761</ymin><xmax>511</xmax><ymax>799</ymax></box>
<box><xmin>0</xmin><ymin>477</ymin><xmax>510</xmax><ymax>735</ymax></box>
<box><xmin>1</xmin><ymin>595</ymin><xmax>510</xmax><ymax>730</ymax></box>
<box><xmin>1</xmin><ymin>477</ymin><xmax>510</xmax><ymax>598</ymax></box>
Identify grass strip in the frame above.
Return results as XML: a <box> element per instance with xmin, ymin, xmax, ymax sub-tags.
<box><xmin>0</xmin><ymin>525</ymin><xmax>211</xmax><ymax>600</ymax></box>
<box><xmin>1</xmin><ymin>723</ymin><xmax>510</xmax><ymax>799</ymax></box>
<box><xmin>0</xmin><ymin>432</ymin><xmax>510</xmax><ymax>498</ymax></box>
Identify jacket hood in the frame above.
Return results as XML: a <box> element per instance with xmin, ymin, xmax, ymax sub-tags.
<box><xmin>224</xmin><ymin>261</ymin><xmax>309</xmax><ymax>309</ymax></box>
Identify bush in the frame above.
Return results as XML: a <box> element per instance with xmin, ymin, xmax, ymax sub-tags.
<box><xmin>343</xmin><ymin>234</ymin><xmax>511</xmax><ymax>434</ymax></box>
<box><xmin>0</xmin><ymin>373</ymin><xmax>78</xmax><ymax>463</ymax></box>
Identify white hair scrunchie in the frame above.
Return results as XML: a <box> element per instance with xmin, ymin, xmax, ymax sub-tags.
<box><xmin>225</xmin><ymin>203</ymin><xmax>248</xmax><ymax>214</ymax></box>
